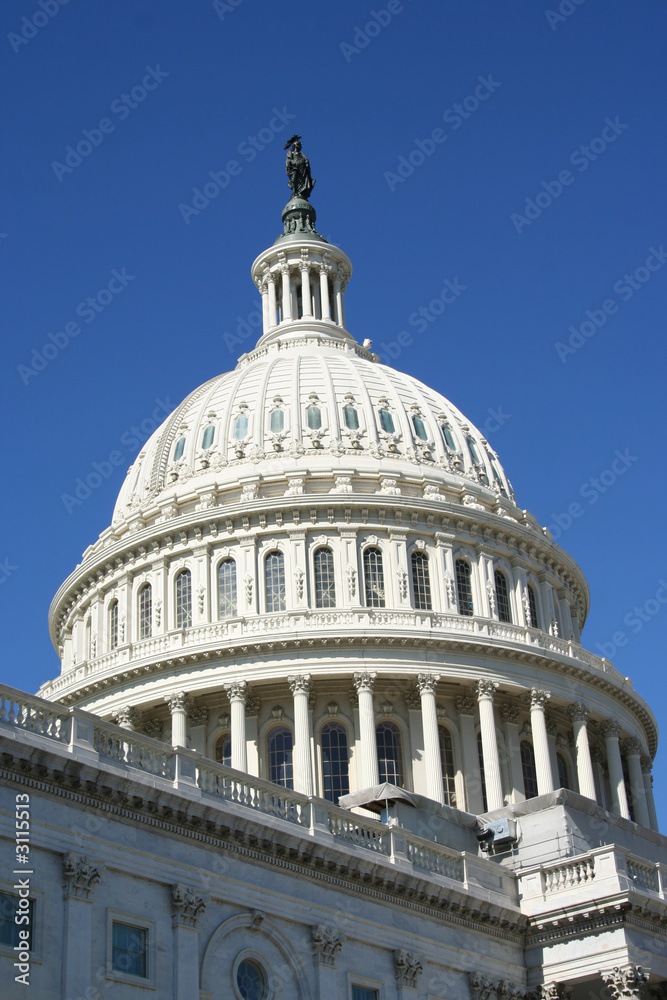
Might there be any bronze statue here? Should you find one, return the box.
[284,134,316,200]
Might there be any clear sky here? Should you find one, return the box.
[2,0,666,823]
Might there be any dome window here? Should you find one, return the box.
[455,558,473,616]
[439,725,457,806]
[201,424,215,450]
[494,570,512,623]
[343,404,359,430]
[307,404,322,430]
[521,740,538,799]
[173,436,186,462]
[267,724,293,788]
[270,408,284,433]
[233,414,248,439]
[175,570,192,629]
[440,423,457,451]
[138,584,152,640]
[215,732,231,767]
[411,551,432,610]
[376,720,403,786]
[412,415,428,441]
[265,551,286,613]
[108,599,119,651]
[379,408,395,434]
[314,547,336,608]
[321,721,350,803]
[526,584,539,629]
[363,547,385,608]
[218,559,237,619]
[467,436,481,465]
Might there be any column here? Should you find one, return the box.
[623,738,650,828]
[600,720,630,819]
[500,704,525,803]
[62,853,103,1000]
[568,703,597,801]
[601,967,648,1000]
[333,277,342,325]
[289,674,314,796]
[476,680,504,811]
[281,264,292,321]
[165,691,189,748]
[529,689,554,795]
[312,925,345,997]
[171,884,207,1000]
[353,672,379,787]
[300,261,312,317]
[224,681,248,772]
[641,756,659,831]
[260,281,269,332]
[267,275,277,330]
[416,674,444,805]
[319,265,330,320]
[456,694,484,813]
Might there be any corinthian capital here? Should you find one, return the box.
[63,853,103,900]
[500,704,520,725]
[312,924,345,967]
[601,966,648,1000]
[224,680,248,703]
[353,671,376,694]
[530,688,551,710]
[417,672,440,696]
[622,737,644,758]
[288,674,312,696]
[476,679,499,701]
[171,883,207,928]
[600,719,622,739]
[394,950,423,989]
[568,702,590,724]
[165,691,189,713]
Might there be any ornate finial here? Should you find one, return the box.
[284,135,316,200]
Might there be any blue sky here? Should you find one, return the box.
[2,0,666,822]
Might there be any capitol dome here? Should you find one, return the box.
[41,150,657,827]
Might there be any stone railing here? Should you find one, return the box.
[41,609,622,702]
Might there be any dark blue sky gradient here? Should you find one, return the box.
[2,0,666,820]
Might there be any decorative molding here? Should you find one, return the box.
[568,702,590,724]
[311,924,345,967]
[224,680,247,703]
[171,883,207,927]
[456,694,476,716]
[346,564,357,599]
[416,673,440,696]
[394,949,423,989]
[500,704,519,725]
[404,687,422,710]
[271,705,284,721]
[250,909,265,930]
[63,853,102,901]
[165,691,189,713]
[476,679,499,701]
[288,673,312,696]
[140,719,163,741]
[601,966,649,1000]
[187,707,209,727]
[353,671,377,694]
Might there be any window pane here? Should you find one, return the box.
[363,547,385,608]
[138,584,152,639]
[352,988,379,1000]
[265,551,286,612]
[270,409,284,433]
[411,551,432,610]
[215,733,231,766]
[174,436,186,461]
[412,415,428,440]
[321,722,349,803]
[237,959,266,1000]
[307,405,321,430]
[527,585,539,629]
[494,570,512,623]
[109,601,118,650]
[314,547,336,608]
[112,921,147,978]
[234,414,248,439]
[176,570,192,629]
[202,424,215,449]
[218,559,237,619]
[439,726,457,806]
[343,404,359,430]
[379,409,395,433]
[455,559,473,616]
[0,893,32,949]
[268,725,293,788]
[467,436,481,464]
[376,720,403,785]
[441,423,456,450]
[521,741,539,799]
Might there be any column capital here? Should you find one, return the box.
[187,707,209,727]
[171,883,207,928]
[311,924,345,967]
[63,852,103,901]
[601,966,649,1000]
[622,737,644,758]
[641,755,654,774]
[600,719,623,739]
[224,680,248,704]
[500,704,520,725]
[288,673,312,695]
[165,691,189,713]
[417,672,440,695]
[530,688,551,710]
[394,950,423,989]
[476,679,499,701]
[568,702,590,723]
[456,694,477,716]
[353,671,377,694]
[111,705,140,729]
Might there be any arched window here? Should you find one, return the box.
[138,583,152,640]
[376,720,403,785]
[173,436,186,462]
[108,600,119,651]
[343,404,359,430]
[477,731,488,812]
[439,725,457,806]
[314,547,336,608]
[521,740,539,799]
[494,570,512,623]
[267,725,293,788]
[440,422,456,451]
[201,424,215,449]
[363,547,385,608]
[412,415,428,440]
[379,408,395,433]
[321,721,349,803]
[265,551,286,612]
[455,558,473,616]
[270,408,284,433]
[306,404,322,430]
[527,584,539,629]
[218,559,237,619]
[233,413,248,439]
[411,551,432,610]
[467,436,481,465]
[556,752,570,791]
[175,570,192,629]
[215,732,231,767]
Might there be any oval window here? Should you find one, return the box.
[344,404,359,430]
[270,409,284,433]
[237,959,266,1000]
[307,404,321,430]
[441,423,456,450]
[174,437,186,462]
[379,409,395,433]
[467,436,481,464]
[201,424,215,449]
[412,415,428,440]
[234,414,248,439]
